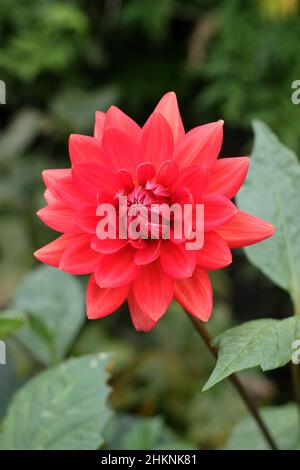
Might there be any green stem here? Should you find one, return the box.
[186,312,279,450]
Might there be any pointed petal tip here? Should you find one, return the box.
[33,249,40,260]
[183,302,213,322]
[107,104,117,113]
[249,216,275,241]
[160,91,177,100]
[36,208,44,219]
[68,133,76,144]
[226,251,233,265]
[217,211,275,248]
[128,291,158,331]
[174,268,213,321]
[265,221,275,238]
[134,321,157,333]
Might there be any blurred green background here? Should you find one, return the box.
[0,0,300,449]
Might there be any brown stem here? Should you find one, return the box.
[186,313,278,450]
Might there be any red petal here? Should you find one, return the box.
[174,267,213,321]
[59,234,101,274]
[54,175,93,208]
[94,111,106,140]
[157,160,179,186]
[116,169,134,192]
[87,274,129,319]
[136,162,156,185]
[102,127,139,174]
[170,186,193,205]
[217,210,275,248]
[42,169,71,197]
[134,239,161,265]
[208,157,249,199]
[34,234,76,267]
[160,241,196,279]
[153,92,185,144]
[174,121,223,169]
[91,236,128,254]
[139,113,174,170]
[95,245,140,288]
[196,232,232,269]
[173,165,208,199]
[132,261,174,321]
[75,205,98,234]
[72,162,119,200]
[127,290,157,332]
[37,203,77,233]
[69,135,104,165]
[44,189,57,204]
[202,195,238,231]
[105,105,141,141]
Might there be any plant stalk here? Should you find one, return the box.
[186,312,278,450]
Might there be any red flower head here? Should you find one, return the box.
[35,92,274,331]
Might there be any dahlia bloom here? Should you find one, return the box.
[34,92,274,331]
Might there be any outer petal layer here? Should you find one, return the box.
[127,290,157,332]
[69,135,104,165]
[105,105,141,141]
[217,210,275,248]
[196,232,232,269]
[94,111,106,140]
[173,165,208,199]
[208,157,249,199]
[59,234,101,274]
[87,274,129,319]
[34,234,76,267]
[133,261,174,321]
[174,121,223,169]
[160,241,196,279]
[202,195,238,231]
[102,128,139,174]
[139,113,174,169]
[72,162,119,199]
[174,267,212,321]
[37,203,77,233]
[95,245,140,287]
[153,91,185,144]
[134,239,161,266]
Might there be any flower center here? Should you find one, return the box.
[127,181,170,206]
[110,181,171,242]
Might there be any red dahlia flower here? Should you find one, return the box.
[34,92,274,331]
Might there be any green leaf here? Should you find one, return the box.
[203,317,300,390]
[0,354,111,450]
[226,404,299,450]
[105,414,195,450]
[0,311,26,340]
[237,121,300,312]
[11,266,85,365]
